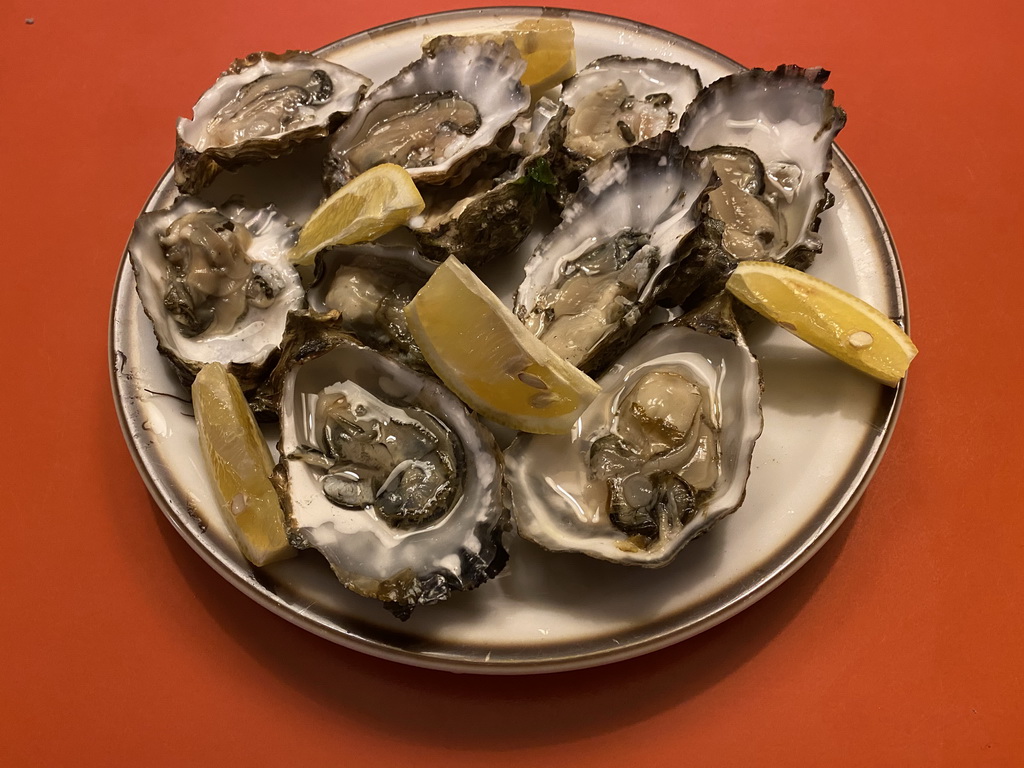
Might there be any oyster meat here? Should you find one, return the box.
[505,313,763,566]
[273,332,509,619]
[323,35,530,191]
[127,197,305,390]
[175,51,371,193]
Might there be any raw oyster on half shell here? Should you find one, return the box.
[175,51,372,193]
[505,306,763,566]
[513,134,711,374]
[410,97,567,266]
[272,330,509,619]
[127,196,305,390]
[560,56,702,165]
[323,35,531,192]
[663,66,847,309]
[304,243,435,370]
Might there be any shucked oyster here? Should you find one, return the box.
[410,97,567,266]
[273,332,509,619]
[514,134,711,373]
[663,66,846,309]
[560,56,702,164]
[505,311,763,566]
[323,35,530,192]
[128,197,305,390]
[175,51,371,193]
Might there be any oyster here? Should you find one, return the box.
[513,134,711,373]
[323,35,530,192]
[273,332,509,619]
[175,51,371,194]
[664,66,847,309]
[127,197,305,390]
[560,56,702,164]
[505,309,763,566]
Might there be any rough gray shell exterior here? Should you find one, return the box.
[411,98,568,267]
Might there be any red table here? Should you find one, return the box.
[3,1,1021,765]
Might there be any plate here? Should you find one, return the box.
[109,7,908,674]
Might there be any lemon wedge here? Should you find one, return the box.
[725,261,918,387]
[404,257,601,434]
[192,362,294,566]
[289,163,424,265]
[509,19,577,96]
[453,19,576,98]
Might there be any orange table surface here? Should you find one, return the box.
[2,1,1021,765]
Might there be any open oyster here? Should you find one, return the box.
[505,310,763,566]
[663,66,847,309]
[127,196,305,390]
[273,332,509,619]
[175,51,371,193]
[323,35,530,192]
[513,134,711,373]
[561,56,702,165]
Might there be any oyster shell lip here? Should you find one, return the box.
[322,35,531,192]
[272,331,510,619]
[505,316,764,568]
[174,51,372,194]
[126,196,306,392]
[560,54,703,101]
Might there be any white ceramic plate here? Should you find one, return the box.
[109,7,908,674]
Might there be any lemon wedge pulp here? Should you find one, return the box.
[456,18,576,98]
[725,261,918,387]
[192,362,294,566]
[289,163,424,266]
[403,257,601,434]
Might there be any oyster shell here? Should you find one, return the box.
[664,66,847,309]
[273,331,509,619]
[513,134,712,373]
[505,307,763,566]
[127,196,305,390]
[323,35,530,192]
[175,51,371,194]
